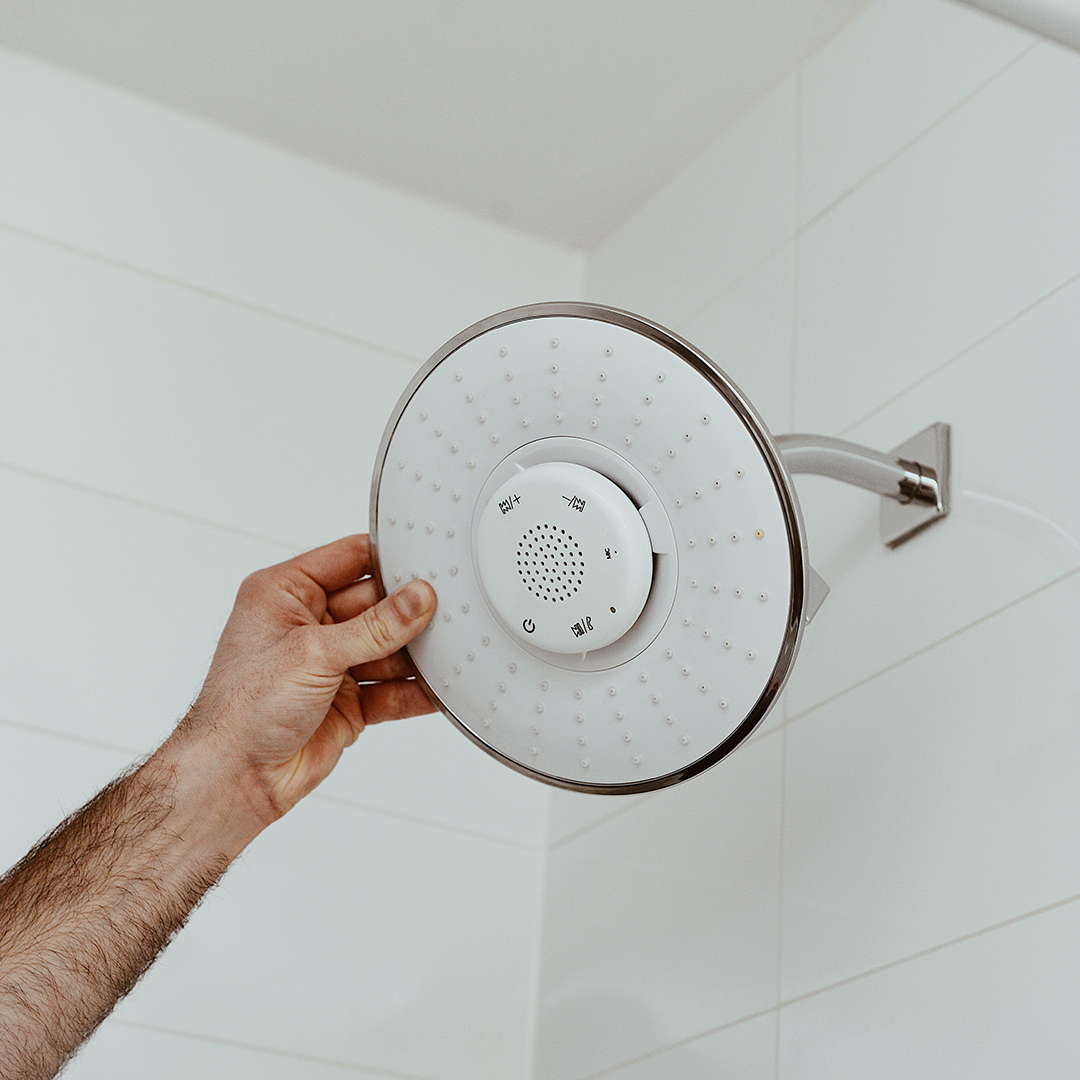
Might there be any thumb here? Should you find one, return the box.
[319,579,436,671]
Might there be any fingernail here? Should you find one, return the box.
[396,579,433,620]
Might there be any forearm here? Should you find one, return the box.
[0,723,271,1080]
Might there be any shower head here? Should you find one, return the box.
[370,302,808,793]
[371,302,948,792]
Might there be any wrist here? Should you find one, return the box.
[146,714,278,866]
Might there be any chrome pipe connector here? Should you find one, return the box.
[776,423,951,547]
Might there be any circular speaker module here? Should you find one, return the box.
[476,461,654,654]
[371,303,808,794]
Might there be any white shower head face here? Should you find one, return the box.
[371,305,806,793]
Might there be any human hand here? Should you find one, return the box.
[181,534,437,821]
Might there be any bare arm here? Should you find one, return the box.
[0,535,436,1079]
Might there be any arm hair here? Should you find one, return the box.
[0,759,230,1079]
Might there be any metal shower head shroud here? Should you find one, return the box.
[371,302,808,794]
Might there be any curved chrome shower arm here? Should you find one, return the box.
[775,423,951,547]
[775,433,942,507]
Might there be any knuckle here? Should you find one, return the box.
[236,568,270,604]
[361,605,402,658]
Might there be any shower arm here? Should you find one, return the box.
[774,422,951,548]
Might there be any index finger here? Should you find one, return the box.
[285,534,374,593]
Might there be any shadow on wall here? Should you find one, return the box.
[535,989,738,1079]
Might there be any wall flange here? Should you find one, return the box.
[775,422,951,548]
[879,422,951,546]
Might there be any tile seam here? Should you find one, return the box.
[108,1018,431,1079]
[797,38,1040,235]
[309,792,541,852]
[835,266,1080,438]
[0,459,304,550]
[571,1006,778,1080]
[547,791,660,851]
[0,714,141,757]
[0,219,424,365]
[563,887,1080,1078]
[777,889,1080,1012]
[783,563,1080,725]
[0,715,531,849]
[675,234,798,334]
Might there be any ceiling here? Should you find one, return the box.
[0,0,871,249]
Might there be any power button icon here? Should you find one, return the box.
[522,618,536,634]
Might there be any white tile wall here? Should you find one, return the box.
[0,468,290,750]
[317,712,550,849]
[782,572,1080,998]
[786,268,1080,717]
[584,73,798,332]
[0,722,134,872]
[68,1019,405,1080]
[799,0,1035,224]
[0,226,415,548]
[584,1012,777,1080]
[779,898,1080,1077]
[533,730,783,1080]
[795,39,1080,435]
[113,797,543,1080]
[679,241,796,434]
[0,48,583,362]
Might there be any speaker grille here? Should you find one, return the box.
[517,525,584,602]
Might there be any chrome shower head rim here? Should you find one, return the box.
[370,302,809,794]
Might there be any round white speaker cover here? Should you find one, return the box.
[371,303,808,793]
[476,461,654,654]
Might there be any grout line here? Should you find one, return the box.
[777,889,1080,1013]
[836,266,1080,438]
[0,714,141,758]
[523,800,553,1080]
[775,722,788,1080]
[675,234,795,333]
[307,792,541,852]
[668,37,1039,348]
[574,1007,778,1079]
[107,1018,432,1079]
[789,64,802,442]
[0,219,424,366]
[784,564,1080,726]
[0,713,536,851]
[797,39,1040,234]
[566,861,1080,1078]
[547,791,659,851]
[0,459,305,551]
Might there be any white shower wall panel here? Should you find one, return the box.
[0,227,414,549]
[782,572,1080,998]
[779,896,1080,1077]
[799,0,1035,225]
[111,795,544,1080]
[793,39,1080,435]
[0,48,582,362]
[578,1012,777,1080]
[533,730,784,1080]
[677,241,797,459]
[66,1019,413,1080]
[0,469,290,751]
[584,73,798,333]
